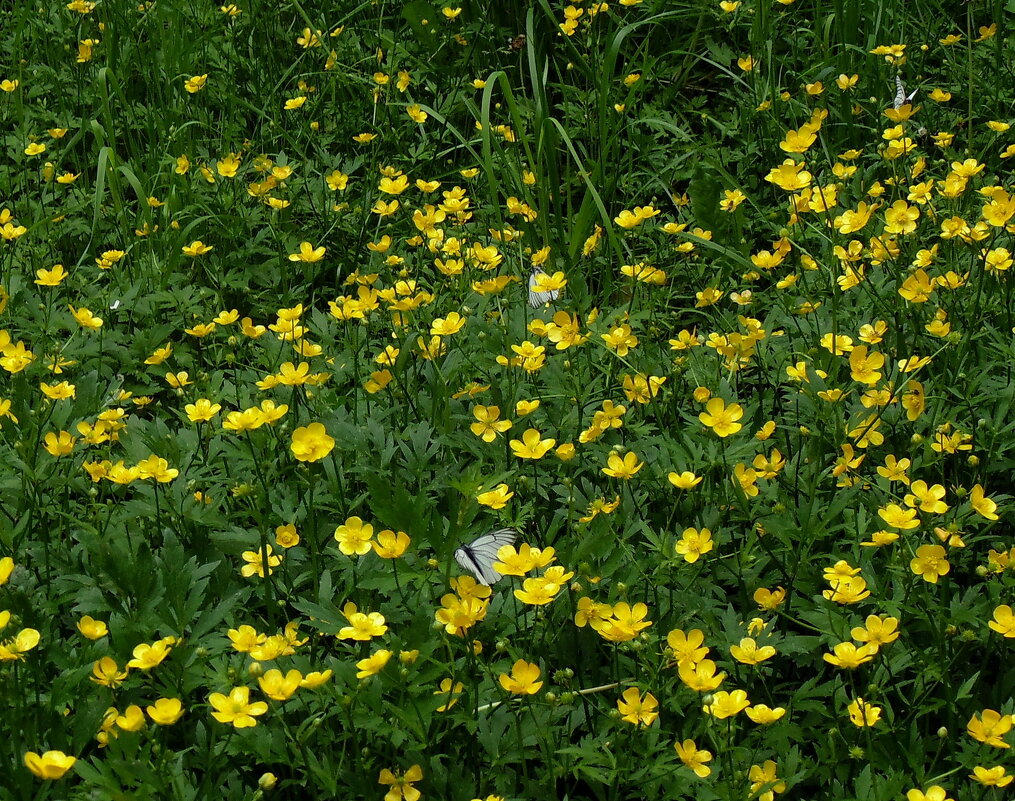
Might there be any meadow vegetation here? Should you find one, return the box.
[1,0,1014,799]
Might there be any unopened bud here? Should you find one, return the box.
[258,773,277,790]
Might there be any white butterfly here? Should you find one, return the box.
[454,528,517,585]
[528,266,559,308]
[893,76,917,110]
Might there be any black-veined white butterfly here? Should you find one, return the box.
[893,76,917,110]
[454,528,517,585]
[528,266,559,308]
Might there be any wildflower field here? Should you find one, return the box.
[2,0,1015,798]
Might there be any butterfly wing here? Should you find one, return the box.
[893,76,906,109]
[528,269,560,308]
[893,77,917,110]
[454,528,517,585]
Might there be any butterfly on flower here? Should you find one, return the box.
[893,75,917,110]
[528,265,561,308]
[454,528,517,585]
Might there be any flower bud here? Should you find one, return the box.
[258,773,277,790]
[248,661,264,678]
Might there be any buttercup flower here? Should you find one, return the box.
[24,751,76,780]
[498,659,543,695]
[208,686,268,728]
[291,423,335,462]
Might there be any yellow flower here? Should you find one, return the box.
[699,397,744,437]
[878,503,919,529]
[68,305,102,329]
[753,587,786,610]
[498,659,542,695]
[184,74,208,93]
[703,689,750,718]
[910,544,950,583]
[290,422,335,462]
[970,766,1013,787]
[334,516,374,556]
[185,398,221,423]
[602,451,643,479]
[258,668,303,700]
[667,471,703,489]
[406,104,428,123]
[749,761,787,801]
[617,687,658,726]
[182,240,213,256]
[24,750,77,780]
[77,615,108,639]
[823,641,877,669]
[430,311,466,336]
[729,636,775,665]
[240,545,282,578]
[675,527,713,563]
[847,697,882,727]
[967,709,1013,748]
[477,484,513,509]
[509,428,556,459]
[288,242,326,262]
[745,704,786,724]
[432,678,464,710]
[989,605,1015,638]
[970,484,999,520]
[40,381,75,400]
[851,615,899,649]
[43,430,76,457]
[906,787,954,801]
[35,264,68,286]
[146,698,184,725]
[355,650,392,679]
[126,638,175,669]
[765,159,812,191]
[678,658,725,692]
[675,739,712,777]
[90,656,128,687]
[208,686,268,728]
[372,529,410,558]
[378,765,423,801]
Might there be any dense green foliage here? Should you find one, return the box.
[1,0,1014,799]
